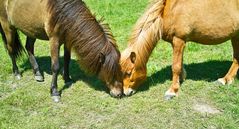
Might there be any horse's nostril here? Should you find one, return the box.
[129,90,134,95]
[117,93,122,97]
[124,88,135,96]
[110,90,122,98]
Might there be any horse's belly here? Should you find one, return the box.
[165,22,238,44]
[187,26,237,44]
[18,28,49,40]
[189,36,232,45]
[189,20,239,44]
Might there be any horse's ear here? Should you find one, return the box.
[100,52,105,64]
[130,52,136,64]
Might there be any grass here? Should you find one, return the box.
[1,0,239,128]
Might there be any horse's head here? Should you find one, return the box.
[98,51,123,98]
[120,50,147,96]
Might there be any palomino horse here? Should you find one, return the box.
[121,0,239,99]
[0,0,123,102]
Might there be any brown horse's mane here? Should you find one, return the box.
[47,0,120,82]
[122,0,165,68]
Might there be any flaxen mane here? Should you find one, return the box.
[123,0,165,68]
[47,0,120,82]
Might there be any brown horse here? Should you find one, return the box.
[0,0,123,102]
[121,0,239,99]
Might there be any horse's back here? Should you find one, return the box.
[0,0,49,39]
[163,0,239,44]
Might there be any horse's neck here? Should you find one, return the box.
[128,0,165,67]
[130,37,158,67]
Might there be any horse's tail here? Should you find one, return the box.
[0,24,25,59]
[128,0,166,65]
[0,24,7,49]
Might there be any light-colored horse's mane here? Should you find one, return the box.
[123,0,165,68]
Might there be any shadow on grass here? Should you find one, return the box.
[20,57,235,95]
[138,60,234,92]
[20,56,107,95]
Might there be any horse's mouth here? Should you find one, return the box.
[123,88,136,96]
[110,90,123,98]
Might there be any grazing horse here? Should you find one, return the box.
[121,0,239,99]
[0,0,123,102]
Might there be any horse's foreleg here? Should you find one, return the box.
[217,37,239,85]
[63,45,72,83]
[165,37,185,100]
[49,36,61,102]
[0,22,21,79]
[25,37,44,82]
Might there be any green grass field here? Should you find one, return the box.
[1,0,239,128]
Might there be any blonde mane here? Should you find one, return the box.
[125,0,166,68]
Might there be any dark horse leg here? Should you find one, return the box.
[0,22,21,79]
[217,36,239,85]
[63,45,72,83]
[49,36,61,102]
[25,37,44,82]
[165,36,186,100]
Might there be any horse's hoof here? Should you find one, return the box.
[64,76,73,83]
[227,80,233,85]
[164,94,175,100]
[216,78,226,85]
[52,96,61,103]
[215,78,233,86]
[164,90,176,100]
[15,74,21,80]
[35,75,44,82]
[214,80,224,86]
[64,77,73,83]
[65,80,73,86]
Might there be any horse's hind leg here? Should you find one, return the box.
[0,22,21,79]
[217,36,239,85]
[25,37,44,82]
